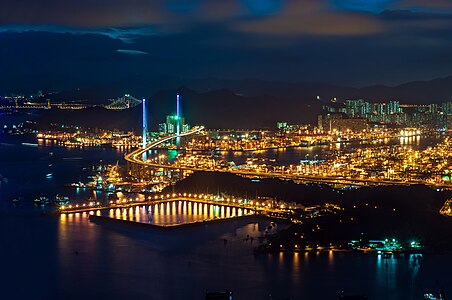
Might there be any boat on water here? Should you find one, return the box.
[12,196,23,204]
[34,194,70,206]
[66,181,86,188]
[424,288,446,299]
[54,195,70,206]
[300,140,311,146]
[34,196,51,206]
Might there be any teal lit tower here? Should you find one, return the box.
[176,94,181,147]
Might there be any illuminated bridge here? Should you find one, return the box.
[125,126,205,179]
[0,103,87,110]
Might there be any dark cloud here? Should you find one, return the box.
[0,25,160,43]
[0,0,451,88]
[233,0,383,35]
[395,0,452,11]
[0,0,169,27]
[0,0,245,30]
[332,0,394,12]
[0,0,451,37]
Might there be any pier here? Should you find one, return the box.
[59,193,292,220]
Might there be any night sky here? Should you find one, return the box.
[1,0,452,91]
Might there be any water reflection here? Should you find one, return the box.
[216,136,440,166]
[98,200,252,226]
[55,211,443,300]
[400,135,421,146]
[376,254,399,291]
[328,250,334,266]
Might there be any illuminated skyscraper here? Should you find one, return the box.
[345,99,368,118]
[161,94,189,135]
[387,100,400,114]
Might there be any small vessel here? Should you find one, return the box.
[46,173,53,178]
[34,196,51,206]
[54,194,70,206]
[424,288,446,299]
[300,140,311,146]
[68,182,85,188]
[12,196,23,204]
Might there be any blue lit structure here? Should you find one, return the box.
[142,98,148,149]
[176,94,181,135]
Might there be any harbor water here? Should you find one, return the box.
[1,134,451,299]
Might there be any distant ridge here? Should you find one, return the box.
[29,75,452,130]
[37,87,321,130]
[4,75,452,104]
[185,76,452,104]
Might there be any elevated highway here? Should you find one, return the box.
[125,126,205,164]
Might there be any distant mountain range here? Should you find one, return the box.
[14,75,452,130]
[38,87,321,130]
[185,76,452,104]
[5,74,452,104]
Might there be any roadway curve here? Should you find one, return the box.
[125,126,205,164]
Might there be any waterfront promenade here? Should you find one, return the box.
[60,193,289,218]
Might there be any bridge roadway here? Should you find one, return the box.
[124,126,452,188]
[0,105,48,110]
[0,104,86,110]
[124,126,205,163]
